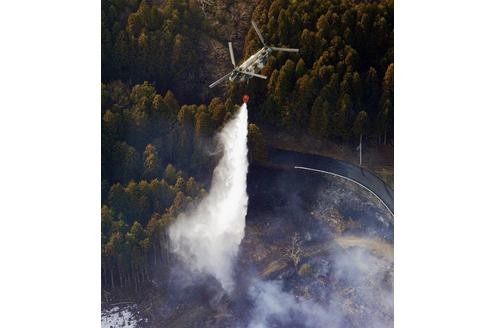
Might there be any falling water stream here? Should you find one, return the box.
[168,103,249,292]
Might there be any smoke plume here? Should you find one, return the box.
[168,104,249,292]
[248,280,343,328]
[247,245,393,328]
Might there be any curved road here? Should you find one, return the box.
[266,148,394,215]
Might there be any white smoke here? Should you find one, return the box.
[168,104,249,292]
[247,245,393,328]
[248,280,343,328]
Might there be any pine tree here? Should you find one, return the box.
[352,111,368,138]
[143,144,161,180]
[278,9,290,44]
[185,177,199,197]
[163,90,179,117]
[194,109,213,140]
[174,176,185,193]
[127,13,143,37]
[248,123,267,162]
[316,14,330,39]
[365,66,380,114]
[163,164,178,185]
[309,96,330,138]
[112,142,140,183]
[333,94,352,139]
[275,59,296,102]
[209,97,227,129]
[383,63,394,98]
[295,58,306,78]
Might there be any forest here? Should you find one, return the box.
[101,0,393,289]
[237,0,394,142]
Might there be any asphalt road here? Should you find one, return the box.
[266,147,394,215]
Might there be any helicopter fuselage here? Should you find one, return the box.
[229,47,273,82]
[208,21,299,89]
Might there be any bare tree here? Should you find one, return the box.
[197,0,214,13]
[286,233,303,267]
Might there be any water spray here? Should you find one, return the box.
[168,103,249,292]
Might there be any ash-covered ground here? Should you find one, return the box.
[103,164,393,328]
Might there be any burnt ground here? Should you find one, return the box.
[102,164,394,328]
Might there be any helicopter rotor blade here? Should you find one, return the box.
[251,21,266,46]
[241,71,267,80]
[228,42,236,67]
[270,47,299,53]
[209,72,232,88]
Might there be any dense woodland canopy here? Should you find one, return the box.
[102,0,212,101]
[236,0,394,143]
[101,0,393,289]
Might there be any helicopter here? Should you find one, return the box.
[209,21,299,88]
